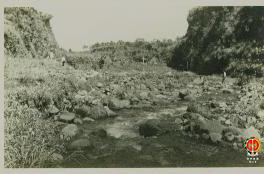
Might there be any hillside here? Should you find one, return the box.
[4,7,59,58]
[169,6,264,77]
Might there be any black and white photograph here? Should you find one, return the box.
[3,0,264,169]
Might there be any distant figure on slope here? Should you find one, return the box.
[49,51,54,59]
[61,56,66,66]
[99,56,105,69]
[222,71,226,84]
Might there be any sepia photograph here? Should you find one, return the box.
[3,0,264,169]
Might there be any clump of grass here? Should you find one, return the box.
[4,96,63,168]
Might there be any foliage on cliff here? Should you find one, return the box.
[169,7,264,77]
[4,7,58,58]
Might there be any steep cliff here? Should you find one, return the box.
[4,7,59,58]
[169,7,264,77]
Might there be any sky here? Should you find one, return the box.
[4,0,199,51]
[5,0,261,51]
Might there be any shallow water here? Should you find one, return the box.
[60,102,264,168]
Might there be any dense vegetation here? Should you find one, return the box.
[65,39,178,70]
[169,6,264,77]
[4,7,59,58]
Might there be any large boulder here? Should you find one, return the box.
[109,98,130,110]
[75,105,117,120]
[58,112,76,123]
[75,105,90,118]
[139,119,174,137]
[61,124,78,139]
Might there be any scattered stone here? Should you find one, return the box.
[174,118,183,125]
[51,153,64,161]
[222,88,233,94]
[59,112,76,123]
[224,132,235,142]
[104,106,117,117]
[83,117,95,122]
[61,124,78,139]
[88,105,110,119]
[256,110,264,120]
[209,133,222,143]
[73,118,83,125]
[139,119,161,137]
[184,95,196,101]
[187,103,201,113]
[139,91,149,100]
[233,142,238,150]
[193,78,204,85]
[201,133,210,140]
[225,119,231,125]
[241,126,261,139]
[91,128,107,138]
[68,139,92,150]
[178,90,189,100]
[47,105,60,116]
[96,82,103,88]
[255,122,264,129]
[219,102,227,108]
[75,106,90,118]
[246,116,257,124]
[109,98,130,109]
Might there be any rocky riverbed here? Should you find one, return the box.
[48,69,264,167]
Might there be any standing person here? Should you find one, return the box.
[61,56,66,66]
[222,71,226,84]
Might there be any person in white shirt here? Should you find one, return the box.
[222,71,226,84]
[61,56,66,66]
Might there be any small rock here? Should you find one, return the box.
[225,132,235,142]
[218,117,226,123]
[178,90,189,100]
[247,117,257,124]
[202,133,210,140]
[233,142,238,150]
[91,128,107,138]
[104,106,117,117]
[59,112,76,123]
[83,117,95,122]
[255,122,264,129]
[73,118,83,125]
[222,88,233,94]
[184,95,196,101]
[96,82,103,88]
[139,91,149,100]
[51,153,64,161]
[256,110,264,120]
[68,139,92,150]
[75,106,90,118]
[209,133,222,143]
[219,102,227,108]
[175,118,183,125]
[61,124,78,139]
[225,119,231,125]
[47,105,60,115]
